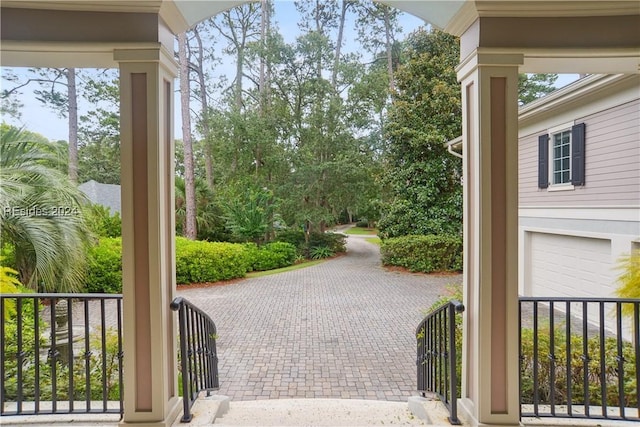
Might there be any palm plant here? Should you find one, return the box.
[0,125,90,292]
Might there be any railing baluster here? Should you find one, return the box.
[582,301,589,417]
[34,297,40,414]
[16,299,23,414]
[549,301,556,416]
[50,297,58,414]
[635,302,640,419]
[117,298,124,416]
[566,301,572,416]
[616,302,625,419]
[599,301,606,418]
[67,297,74,413]
[84,299,91,412]
[532,301,539,416]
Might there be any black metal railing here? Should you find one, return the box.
[0,293,123,417]
[416,300,464,425]
[519,297,639,422]
[170,297,219,423]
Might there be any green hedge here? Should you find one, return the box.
[380,234,462,273]
[175,237,249,285]
[86,237,122,293]
[244,242,298,272]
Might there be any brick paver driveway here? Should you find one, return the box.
[177,231,461,402]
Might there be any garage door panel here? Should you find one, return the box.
[528,233,614,299]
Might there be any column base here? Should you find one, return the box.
[458,398,522,427]
[119,397,182,427]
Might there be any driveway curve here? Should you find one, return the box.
[177,231,461,402]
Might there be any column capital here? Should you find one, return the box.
[457,49,524,82]
[114,45,178,77]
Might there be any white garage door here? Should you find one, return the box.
[528,233,615,299]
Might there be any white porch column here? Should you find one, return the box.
[457,51,522,426]
[116,46,180,427]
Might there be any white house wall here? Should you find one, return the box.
[517,75,640,301]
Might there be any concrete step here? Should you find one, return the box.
[181,395,454,426]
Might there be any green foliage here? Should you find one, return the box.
[615,250,640,318]
[310,246,334,260]
[308,232,347,255]
[0,124,91,292]
[223,188,277,244]
[175,237,249,285]
[85,237,122,293]
[244,241,297,272]
[380,234,462,273]
[518,73,559,105]
[0,257,22,319]
[175,176,228,241]
[520,326,637,408]
[275,230,346,259]
[379,29,463,239]
[85,204,121,238]
[3,317,121,403]
[355,220,369,228]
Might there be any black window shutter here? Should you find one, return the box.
[538,134,549,189]
[571,123,586,186]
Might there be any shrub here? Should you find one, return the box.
[520,326,637,407]
[275,230,307,253]
[175,237,249,285]
[310,246,334,260]
[308,232,346,255]
[380,234,462,273]
[275,230,346,259]
[85,204,121,238]
[85,237,122,293]
[244,242,298,271]
[355,220,369,228]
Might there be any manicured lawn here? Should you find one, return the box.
[345,226,378,235]
[246,260,325,278]
[366,237,381,246]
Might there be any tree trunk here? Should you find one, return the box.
[331,0,348,90]
[67,68,78,183]
[193,26,215,190]
[178,32,197,240]
[383,6,395,93]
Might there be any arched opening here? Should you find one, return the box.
[1,2,638,426]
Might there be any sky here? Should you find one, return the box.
[0,2,577,142]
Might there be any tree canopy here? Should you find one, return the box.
[378,29,463,239]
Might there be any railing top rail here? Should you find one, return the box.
[416,300,464,334]
[519,297,640,303]
[170,297,216,327]
[1,293,123,299]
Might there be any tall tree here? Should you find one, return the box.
[379,29,463,239]
[178,32,197,240]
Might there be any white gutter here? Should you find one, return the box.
[446,136,463,159]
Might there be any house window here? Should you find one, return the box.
[552,130,571,185]
[538,122,586,190]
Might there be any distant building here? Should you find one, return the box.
[78,180,121,214]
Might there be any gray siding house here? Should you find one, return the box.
[518,74,640,301]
